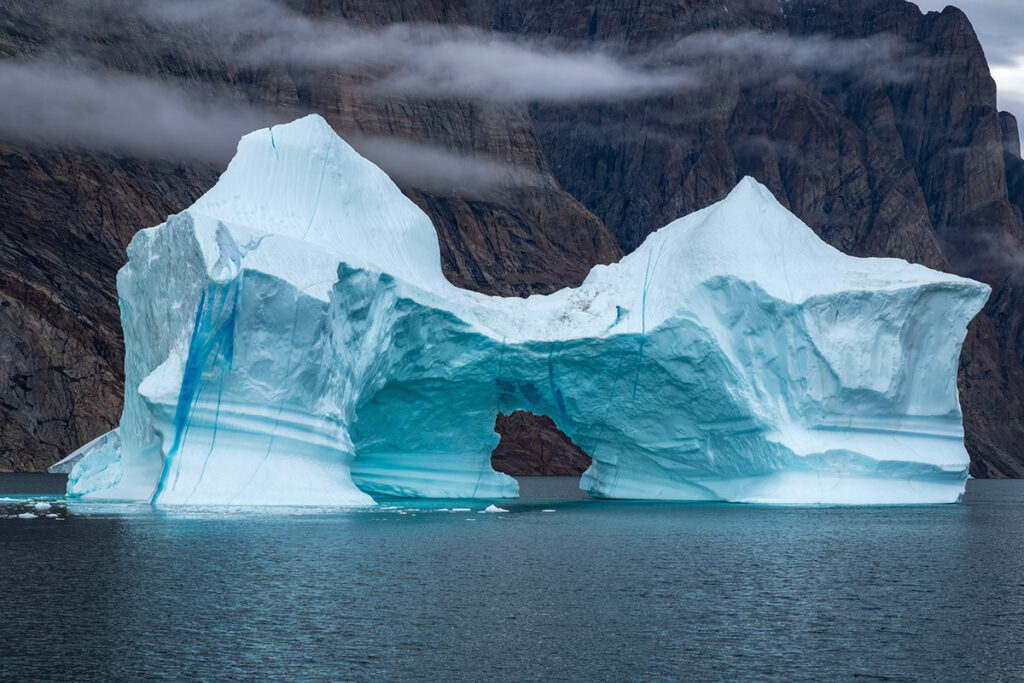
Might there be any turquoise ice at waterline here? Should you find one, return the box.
[56,115,989,505]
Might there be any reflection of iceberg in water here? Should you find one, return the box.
[64,114,990,506]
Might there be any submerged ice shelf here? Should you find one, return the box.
[61,114,990,505]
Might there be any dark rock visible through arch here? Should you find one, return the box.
[491,411,592,476]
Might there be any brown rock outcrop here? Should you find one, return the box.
[491,412,592,477]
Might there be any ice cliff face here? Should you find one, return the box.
[65,115,990,505]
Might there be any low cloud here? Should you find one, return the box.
[668,30,916,85]
[944,229,1024,283]
[126,0,696,103]
[44,1,935,106]
[361,29,694,102]
[5,0,1003,178]
[0,61,280,163]
[127,1,916,100]
[346,135,547,197]
[0,60,547,196]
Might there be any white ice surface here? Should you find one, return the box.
[65,114,989,505]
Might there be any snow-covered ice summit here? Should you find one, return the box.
[56,114,991,505]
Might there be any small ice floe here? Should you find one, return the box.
[46,513,59,518]
[16,512,36,519]
[34,502,52,511]
[484,504,508,513]
[542,509,556,513]
[451,508,470,512]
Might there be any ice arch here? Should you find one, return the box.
[61,115,990,505]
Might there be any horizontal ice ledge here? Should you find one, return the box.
[64,114,990,505]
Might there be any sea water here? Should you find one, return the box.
[1,477,1022,681]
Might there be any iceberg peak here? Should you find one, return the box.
[731,174,777,201]
[191,114,448,293]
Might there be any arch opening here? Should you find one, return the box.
[490,410,592,476]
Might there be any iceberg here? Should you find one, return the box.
[65,114,990,505]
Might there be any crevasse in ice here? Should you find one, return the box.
[63,114,990,505]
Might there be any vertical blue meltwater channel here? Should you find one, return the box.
[150,274,241,503]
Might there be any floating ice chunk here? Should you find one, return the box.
[484,505,509,513]
[34,502,51,511]
[49,430,120,474]
[16,513,36,519]
[542,509,556,513]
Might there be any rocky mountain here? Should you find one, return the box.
[1,0,1022,476]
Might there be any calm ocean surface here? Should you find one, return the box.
[2,476,1023,682]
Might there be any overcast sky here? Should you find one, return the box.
[915,0,1024,141]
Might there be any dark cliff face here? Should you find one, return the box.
[1,0,1022,476]
[0,147,216,471]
